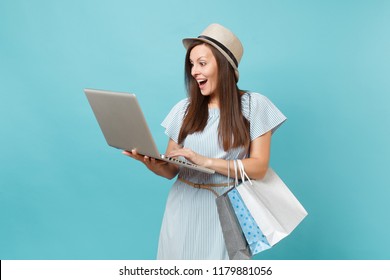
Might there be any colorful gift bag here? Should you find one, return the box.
[227,188,271,255]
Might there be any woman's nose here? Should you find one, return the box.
[191,64,199,76]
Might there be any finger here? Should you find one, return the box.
[123,150,145,162]
[167,150,184,157]
[122,150,135,158]
[144,156,158,166]
[129,149,146,160]
[143,156,151,164]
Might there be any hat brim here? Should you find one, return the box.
[182,37,239,81]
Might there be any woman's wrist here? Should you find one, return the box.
[204,158,214,169]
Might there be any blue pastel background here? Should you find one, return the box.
[1,0,389,260]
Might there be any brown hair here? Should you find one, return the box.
[178,42,250,151]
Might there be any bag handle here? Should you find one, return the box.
[225,160,236,192]
[233,160,239,186]
[237,159,252,186]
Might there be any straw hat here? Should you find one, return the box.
[182,23,244,81]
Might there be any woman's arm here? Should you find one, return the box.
[122,138,180,180]
[168,131,272,180]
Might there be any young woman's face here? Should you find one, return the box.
[189,44,219,99]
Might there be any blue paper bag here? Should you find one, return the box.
[228,188,271,255]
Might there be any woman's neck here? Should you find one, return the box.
[208,94,219,108]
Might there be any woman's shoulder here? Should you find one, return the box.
[241,91,273,111]
[241,91,287,136]
[173,97,190,108]
[168,98,189,113]
[164,98,190,121]
[241,90,286,117]
[162,98,189,128]
[242,91,270,102]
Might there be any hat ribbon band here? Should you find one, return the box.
[198,35,238,68]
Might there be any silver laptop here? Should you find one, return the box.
[84,88,215,174]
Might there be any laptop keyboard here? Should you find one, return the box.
[161,155,199,168]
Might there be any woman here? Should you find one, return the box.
[123,23,286,259]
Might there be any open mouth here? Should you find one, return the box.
[198,79,208,87]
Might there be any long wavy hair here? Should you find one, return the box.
[178,41,250,151]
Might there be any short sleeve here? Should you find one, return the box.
[161,98,189,143]
[242,92,287,140]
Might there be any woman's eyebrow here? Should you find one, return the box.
[190,56,207,62]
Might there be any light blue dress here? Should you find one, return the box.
[157,92,286,260]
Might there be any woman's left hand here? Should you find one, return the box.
[168,148,212,168]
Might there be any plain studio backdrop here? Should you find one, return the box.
[1,0,389,260]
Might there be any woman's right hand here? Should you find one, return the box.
[122,149,146,162]
[122,149,166,168]
[122,149,178,179]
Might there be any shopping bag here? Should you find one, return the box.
[216,189,251,260]
[227,188,271,254]
[235,160,308,246]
